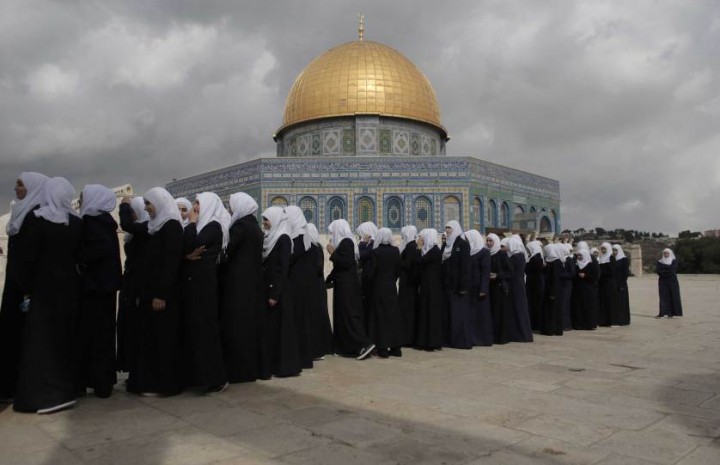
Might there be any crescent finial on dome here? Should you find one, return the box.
[358,13,364,41]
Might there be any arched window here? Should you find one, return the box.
[529,206,537,213]
[443,195,460,226]
[327,197,345,224]
[357,196,375,226]
[500,202,510,228]
[299,196,317,224]
[551,209,559,234]
[270,196,288,207]
[414,196,432,230]
[539,216,553,233]
[472,197,483,231]
[385,197,403,230]
[487,199,497,228]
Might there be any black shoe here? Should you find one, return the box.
[94,388,112,399]
[389,347,403,357]
[206,382,229,394]
[377,348,389,358]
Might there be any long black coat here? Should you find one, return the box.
[614,257,631,325]
[13,213,82,412]
[398,241,421,347]
[358,240,374,335]
[0,206,39,398]
[540,260,563,336]
[415,246,444,350]
[598,259,617,327]
[508,253,533,342]
[368,244,401,350]
[572,261,599,330]
[525,253,545,331]
[180,221,226,387]
[76,212,122,395]
[327,238,370,356]
[559,259,575,330]
[444,237,473,349]
[468,249,493,346]
[489,251,515,345]
[220,214,264,383]
[306,244,333,358]
[127,219,184,395]
[289,235,316,369]
[657,260,682,316]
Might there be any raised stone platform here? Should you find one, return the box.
[2,274,719,464]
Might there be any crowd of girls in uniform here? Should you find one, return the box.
[0,172,683,414]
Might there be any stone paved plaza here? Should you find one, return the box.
[1,275,719,465]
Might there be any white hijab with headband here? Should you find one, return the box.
[612,244,626,260]
[544,243,561,263]
[146,187,182,235]
[285,205,311,252]
[79,184,116,217]
[176,197,192,228]
[463,229,485,256]
[508,234,529,261]
[34,177,78,225]
[356,221,378,242]
[486,233,501,255]
[576,249,592,269]
[7,172,48,235]
[418,228,439,256]
[527,240,544,260]
[195,192,231,249]
[261,206,292,261]
[306,223,321,246]
[590,247,600,257]
[229,192,258,226]
[400,225,417,253]
[373,227,394,249]
[575,241,590,253]
[659,248,676,265]
[442,220,463,262]
[598,242,613,264]
[328,219,359,259]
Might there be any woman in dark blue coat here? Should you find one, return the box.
[571,249,599,330]
[398,226,421,347]
[525,240,545,332]
[442,221,472,349]
[597,242,617,327]
[415,229,444,351]
[486,234,515,345]
[368,228,402,357]
[540,244,564,336]
[464,230,493,346]
[656,249,683,318]
[505,235,533,342]
[612,244,631,325]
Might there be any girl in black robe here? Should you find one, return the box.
[180,192,228,391]
[525,240,545,332]
[305,223,333,359]
[117,197,151,375]
[656,249,683,318]
[326,219,374,359]
[13,177,81,414]
[505,235,533,342]
[127,187,184,396]
[540,244,563,336]
[558,245,576,330]
[612,244,631,325]
[368,228,402,357]
[398,225,421,347]
[286,206,316,370]
[464,230,493,346]
[356,221,378,335]
[597,242,618,327]
[415,228,444,351]
[486,234,515,345]
[0,172,47,402]
[76,184,122,398]
[442,221,473,349]
[260,206,301,378]
[220,192,264,383]
[571,249,599,330]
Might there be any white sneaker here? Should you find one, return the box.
[314,356,326,361]
[37,400,76,415]
[357,344,376,360]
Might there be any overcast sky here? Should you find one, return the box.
[2,0,719,234]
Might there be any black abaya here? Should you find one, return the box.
[444,237,473,349]
[468,249,493,346]
[614,257,631,325]
[415,247,444,350]
[289,235,315,369]
[398,241,421,347]
[489,251,515,345]
[657,260,682,317]
[307,244,333,359]
[598,259,617,327]
[540,260,563,336]
[525,253,545,332]
[508,253,533,342]
[571,262,599,330]
[368,244,401,353]
[559,259,575,330]
[220,214,264,383]
[358,241,374,335]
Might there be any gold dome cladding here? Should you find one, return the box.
[280,40,445,135]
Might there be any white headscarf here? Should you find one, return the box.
[328,219,359,259]
[612,244,626,260]
[659,248,676,265]
[34,177,77,225]
[286,205,311,252]
[590,247,599,257]
[442,220,463,262]
[418,228,439,256]
[306,223,321,246]
[7,172,48,235]
[79,184,116,217]
[146,187,182,235]
[508,234,529,261]
[229,192,258,226]
[400,225,417,252]
[486,233,501,256]
[262,206,292,261]
[575,241,590,253]
[195,192,231,250]
[373,227,393,249]
[576,249,592,270]
[527,240,544,259]
[463,229,485,256]
[544,244,561,263]
[176,197,192,228]
[499,237,510,253]
[598,242,613,264]
[356,221,378,242]
[130,196,150,223]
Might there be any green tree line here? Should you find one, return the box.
[675,237,720,274]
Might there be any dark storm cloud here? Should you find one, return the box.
[1,0,719,234]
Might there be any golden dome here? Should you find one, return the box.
[279,40,446,137]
